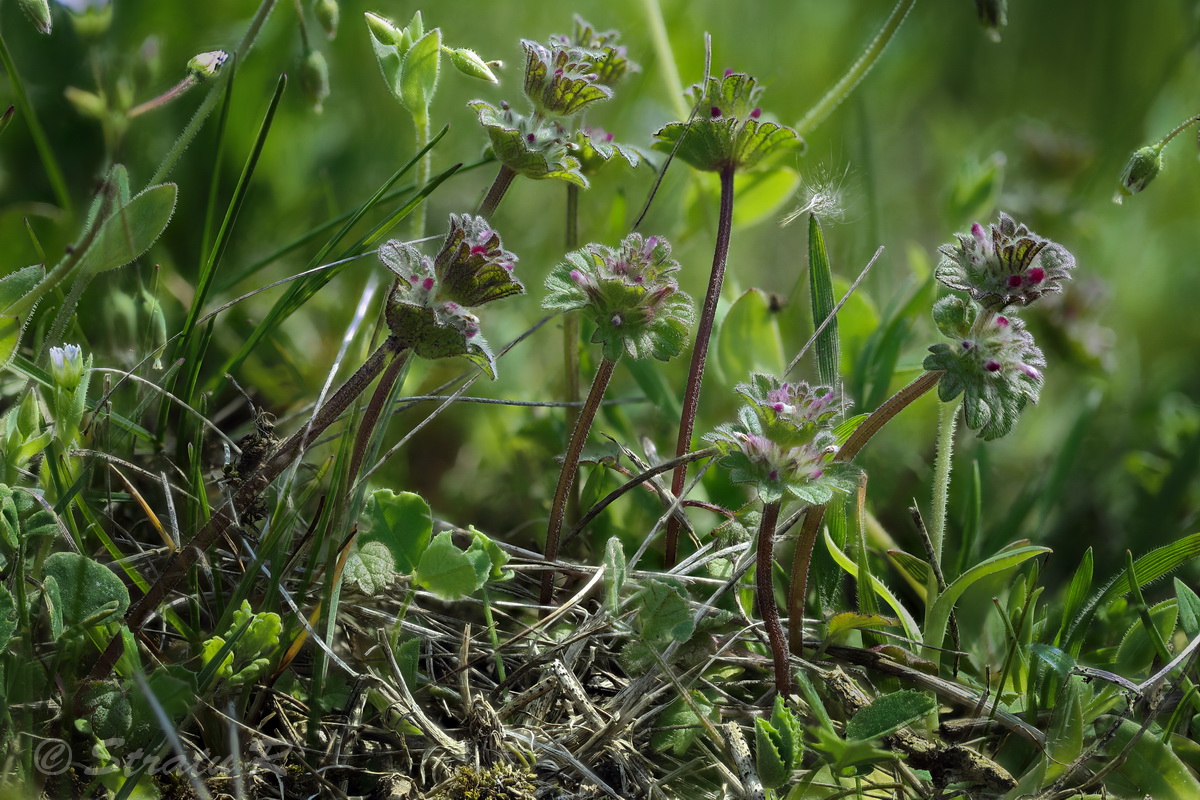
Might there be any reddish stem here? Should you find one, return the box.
[539,356,618,608]
[665,163,737,567]
[758,500,790,695]
[478,164,517,220]
[786,369,943,654]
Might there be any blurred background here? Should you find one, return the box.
[2,0,1199,585]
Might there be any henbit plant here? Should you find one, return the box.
[539,232,693,606]
[706,375,860,693]
[654,70,802,567]
[784,211,1078,663]
[471,24,631,218]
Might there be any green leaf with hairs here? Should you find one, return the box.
[42,551,129,630]
[76,183,177,275]
[414,532,489,601]
[844,690,935,741]
[636,578,694,644]
[808,214,839,388]
[400,28,441,115]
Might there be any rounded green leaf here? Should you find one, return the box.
[414,531,488,601]
[716,289,785,382]
[42,551,130,629]
[363,489,432,574]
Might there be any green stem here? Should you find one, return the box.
[757,500,790,695]
[787,370,943,653]
[926,397,960,602]
[794,0,917,138]
[480,585,507,686]
[150,0,280,185]
[0,30,72,215]
[477,164,517,220]
[411,111,431,238]
[665,163,736,567]
[540,356,617,608]
[1157,113,1200,148]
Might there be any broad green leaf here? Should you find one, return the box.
[603,537,626,615]
[43,574,63,639]
[78,680,132,740]
[1175,577,1200,638]
[399,29,441,115]
[650,691,715,756]
[363,489,432,574]
[75,183,177,275]
[414,531,488,601]
[823,529,921,641]
[808,214,838,388]
[1107,717,1200,799]
[1114,599,1176,676]
[42,551,130,629]
[635,578,694,644]
[926,544,1049,660]
[1043,675,1084,783]
[844,690,935,741]
[0,584,16,648]
[716,289,785,384]
[343,541,397,595]
[733,166,800,227]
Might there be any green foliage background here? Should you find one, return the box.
[2,0,1198,579]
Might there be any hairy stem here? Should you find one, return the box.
[787,370,943,653]
[757,500,790,695]
[665,163,736,566]
[794,0,917,138]
[563,183,582,522]
[477,164,517,220]
[540,356,618,608]
[348,348,412,482]
[927,397,960,601]
[88,336,403,681]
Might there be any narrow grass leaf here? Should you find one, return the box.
[823,528,921,640]
[1054,547,1093,646]
[807,214,838,388]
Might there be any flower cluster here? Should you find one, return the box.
[382,214,523,378]
[935,212,1075,311]
[924,296,1047,441]
[543,233,693,362]
[653,71,802,173]
[706,374,860,505]
[927,212,1075,439]
[471,17,636,188]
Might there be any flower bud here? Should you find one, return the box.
[188,51,230,81]
[364,12,402,47]
[446,47,498,83]
[49,344,85,391]
[315,0,339,40]
[19,0,51,34]
[1114,145,1163,203]
[301,49,331,114]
